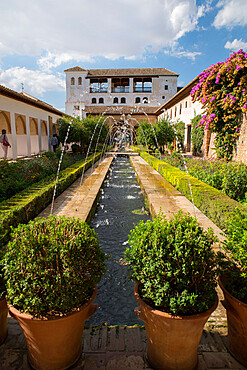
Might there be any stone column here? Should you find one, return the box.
[10,111,17,159]
[38,118,42,152]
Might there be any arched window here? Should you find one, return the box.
[71,77,75,85]
[143,97,148,104]
[121,97,126,104]
[78,77,82,85]
[135,97,141,103]
[92,98,96,104]
[99,97,104,104]
[113,97,118,104]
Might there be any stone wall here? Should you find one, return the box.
[232,113,247,164]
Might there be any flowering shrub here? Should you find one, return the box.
[191,49,247,160]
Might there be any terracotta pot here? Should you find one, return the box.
[0,298,8,345]
[219,276,247,366]
[8,288,98,370]
[134,284,218,370]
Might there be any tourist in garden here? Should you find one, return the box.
[0,129,11,159]
[50,133,59,152]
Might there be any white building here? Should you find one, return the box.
[0,85,64,159]
[64,67,178,119]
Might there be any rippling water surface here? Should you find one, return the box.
[87,156,151,325]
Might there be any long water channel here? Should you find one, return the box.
[87,156,151,325]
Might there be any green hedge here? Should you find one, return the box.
[0,153,101,248]
[134,148,245,232]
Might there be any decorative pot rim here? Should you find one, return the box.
[7,287,97,321]
[134,283,218,320]
[219,275,247,307]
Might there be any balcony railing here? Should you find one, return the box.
[111,87,130,93]
[133,87,152,93]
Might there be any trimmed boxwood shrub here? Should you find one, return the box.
[125,211,218,315]
[3,215,107,317]
[133,148,245,232]
[0,153,101,249]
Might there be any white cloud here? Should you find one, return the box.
[225,38,247,51]
[0,67,65,96]
[164,42,202,61]
[213,0,247,28]
[0,0,205,66]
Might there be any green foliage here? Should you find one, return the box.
[125,211,218,315]
[155,119,175,151]
[174,120,185,150]
[136,120,156,150]
[191,115,204,156]
[3,216,107,317]
[58,115,108,155]
[137,150,245,232]
[0,152,102,249]
[218,208,247,303]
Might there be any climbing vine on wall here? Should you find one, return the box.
[191,49,247,161]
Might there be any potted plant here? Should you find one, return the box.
[125,211,218,370]
[3,215,107,370]
[218,208,247,366]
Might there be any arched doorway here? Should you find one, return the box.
[16,114,27,157]
[0,110,13,159]
[41,120,48,151]
[30,118,39,155]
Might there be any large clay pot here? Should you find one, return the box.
[0,298,8,344]
[219,276,247,366]
[134,284,218,370]
[8,288,98,370]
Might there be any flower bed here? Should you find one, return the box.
[0,151,84,202]
[159,153,247,202]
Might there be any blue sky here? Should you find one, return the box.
[1,0,247,111]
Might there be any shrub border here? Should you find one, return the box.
[132,147,244,232]
[0,153,102,248]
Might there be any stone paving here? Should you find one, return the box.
[0,152,245,369]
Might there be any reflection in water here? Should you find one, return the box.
[87,157,151,325]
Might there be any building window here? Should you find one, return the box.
[162,96,166,100]
[170,110,172,119]
[78,77,82,85]
[89,78,108,93]
[180,103,182,114]
[175,107,177,117]
[143,97,148,104]
[113,97,118,104]
[99,97,104,104]
[164,85,168,90]
[111,78,130,93]
[74,105,79,110]
[71,77,75,85]
[134,77,152,93]
[135,97,141,103]
[92,98,96,104]
[185,101,188,108]
[121,97,126,104]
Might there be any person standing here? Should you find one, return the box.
[50,133,58,152]
[0,129,11,159]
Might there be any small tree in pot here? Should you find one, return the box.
[218,208,247,366]
[125,211,218,370]
[3,215,107,370]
